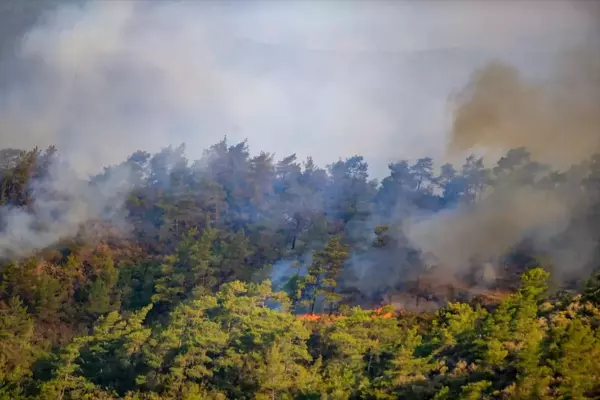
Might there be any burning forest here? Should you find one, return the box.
[0,0,599,399]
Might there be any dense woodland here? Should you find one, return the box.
[0,139,599,399]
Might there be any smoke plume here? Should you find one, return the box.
[0,0,596,176]
[405,187,572,272]
[405,48,600,281]
[0,0,597,277]
[0,156,133,259]
[449,50,600,167]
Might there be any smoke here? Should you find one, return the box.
[0,0,596,274]
[405,187,572,272]
[270,257,310,292]
[405,48,600,282]
[0,155,133,259]
[449,51,600,167]
[0,0,596,176]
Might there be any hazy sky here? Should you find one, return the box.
[0,0,597,176]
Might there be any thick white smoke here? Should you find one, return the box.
[0,156,133,259]
[405,49,600,281]
[0,0,596,262]
[0,0,596,176]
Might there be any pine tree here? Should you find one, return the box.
[305,236,349,314]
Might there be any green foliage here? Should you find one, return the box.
[583,270,600,305]
[1,143,600,399]
[459,380,492,400]
[304,236,350,314]
[0,297,39,389]
[86,251,121,318]
[153,228,218,308]
[1,263,600,399]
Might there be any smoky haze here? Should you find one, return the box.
[449,51,600,167]
[0,0,598,287]
[404,48,600,284]
[0,0,597,176]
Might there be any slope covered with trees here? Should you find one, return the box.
[0,139,599,399]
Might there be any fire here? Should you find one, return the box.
[297,307,394,322]
[373,307,394,319]
[297,314,323,322]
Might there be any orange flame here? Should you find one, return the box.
[297,308,394,322]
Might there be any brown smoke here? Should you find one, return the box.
[406,45,600,283]
[406,186,571,273]
[449,47,600,168]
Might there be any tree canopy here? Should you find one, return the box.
[0,140,599,399]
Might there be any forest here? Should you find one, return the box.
[0,139,599,399]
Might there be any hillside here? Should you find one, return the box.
[0,142,599,398]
